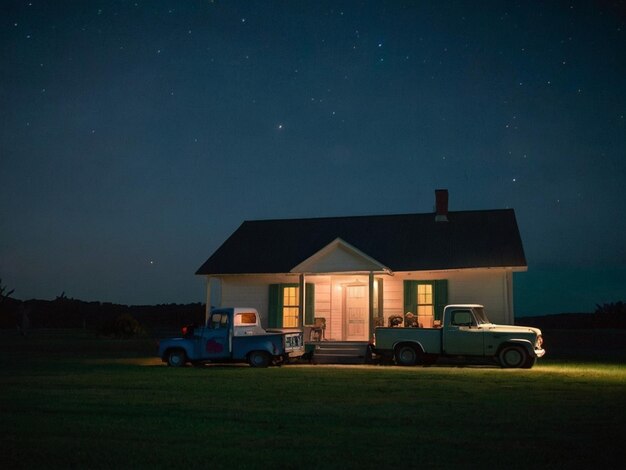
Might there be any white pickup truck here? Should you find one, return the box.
[373,304,545,368]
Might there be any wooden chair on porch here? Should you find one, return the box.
[310,317,326,342]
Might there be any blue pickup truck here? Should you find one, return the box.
[158,307,305,368]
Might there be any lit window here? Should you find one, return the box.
[283,286,299,327]
[236,312,257,325]
[417,284,434,316]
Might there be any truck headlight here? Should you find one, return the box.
[536,335,543,349]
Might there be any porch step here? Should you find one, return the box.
[310,342,372,365]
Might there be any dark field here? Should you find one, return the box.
[1,329,625,469]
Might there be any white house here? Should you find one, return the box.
[196,190,527,342]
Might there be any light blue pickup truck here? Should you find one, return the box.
[373,304,545,368]
[158,307,305,368]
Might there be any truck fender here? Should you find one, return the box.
[161,340,193,358]
[392,340,426,355]
[233,340,276,360]
[247,350,272,368]
[162,346,189,367]
[392,341,426,366]
[262,339,279,354]
[496,339,534,357]
[262,340,278,355]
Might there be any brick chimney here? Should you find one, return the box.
[435,189,449,222]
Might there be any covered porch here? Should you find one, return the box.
[204,237,395,343]
[289,237,392,343]
[298,273,386,343]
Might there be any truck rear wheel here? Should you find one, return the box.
[498,345,528,368]
[395,345,421,366]
[167,349,186,367]
[248,351,271,368]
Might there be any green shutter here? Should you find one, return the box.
[268,284,282,328]
[405,280,447,321]
[271,283,316,327]
[305,283,315,325]
[403,280,418,315]
[434,280,448,321]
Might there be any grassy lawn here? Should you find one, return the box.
[1,330,625,469]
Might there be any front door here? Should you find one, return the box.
[345,285,368,341]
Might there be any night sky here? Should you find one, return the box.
[2,1,625,316]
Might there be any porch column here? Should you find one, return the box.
[368,272,375,341]
[298,273,306,327]
[504,271,514,325]
[204,276,213,325]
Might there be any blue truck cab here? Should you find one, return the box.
[158,307,304,368]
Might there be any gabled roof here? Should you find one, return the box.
[290,237,391,274]
[195,209,527,275]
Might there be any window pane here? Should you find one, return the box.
[283,287,299,307]
[417,305,434,316]
[283,307,299,327]
[237,312,256,324]
[282,286,300,327]
[416,284,433,312]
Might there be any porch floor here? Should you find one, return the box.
[306,341,372,365]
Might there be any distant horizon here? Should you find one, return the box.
[4,249,625,317]
[8,282,624,318]
[2,292,601,317]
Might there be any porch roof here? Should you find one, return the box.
[196,209,527,275]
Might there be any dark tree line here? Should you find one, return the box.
[516,301,626,330]
[0,290,205,334]
[594,301,626,328]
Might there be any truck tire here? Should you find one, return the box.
[167,349,186,367]
[522,355,537,369]
[248,351,271,368]
[498,345,528,368]
[395,344,420,366]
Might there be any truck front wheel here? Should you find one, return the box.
[395,345,421,366]
[167,349,186,367]
[248,351,271,368]
[498,345,528,368]
[522,356,537,369]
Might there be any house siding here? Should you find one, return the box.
[215,268,515,335]
[382,278,403,320]
[382,270,513,325]
[220,275,298,328]
[313,276,332,333]
[448,270,511,324]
